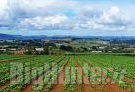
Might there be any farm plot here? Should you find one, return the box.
[0,54,135,92]
[0,55,33,61]
[0,55,64,89]
[79,55,135,91]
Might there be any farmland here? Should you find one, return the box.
[0,54,135,92]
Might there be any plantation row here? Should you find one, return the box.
[77,55,135,91]
[0,55,64,86]
[0,55,134,92]
[0,55,32,60]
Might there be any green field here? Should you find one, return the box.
[0,55,135,92]
[0,55,29,60]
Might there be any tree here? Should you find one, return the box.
[25,49,32,55]
[44,47,49,55]
[0,51,4,55]
[60,45,73,51]
[92,46,98,51]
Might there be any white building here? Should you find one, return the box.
[35,48,44,51]
[0,49,6,51]
[92,51,102,53]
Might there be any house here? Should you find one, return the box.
[0,49,6,51]
[108,51,112,53]
[92,51,102,53]
[5,40,15,43]
[13,50,25,55]
[6,47,26,55]
[124,48,135,53]
[49,49,66,55]
[99,47,105,50]
[9,48,17,51]
[35,48,44,51]
[34,48,44,55]
[0,45,9,49]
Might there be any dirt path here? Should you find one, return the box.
[49,70,65,92]
[76,60,96,92]
[49,60,69,92]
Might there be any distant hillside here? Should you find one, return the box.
[0,33,48,39]
[0,33,15,39]
[0,33,135,40]
[0,33,73,39]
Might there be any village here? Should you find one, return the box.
[0,38,135,55]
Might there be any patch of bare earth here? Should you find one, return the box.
[76,61,96,92]
[0,81,10,91]
[49,60,69,92]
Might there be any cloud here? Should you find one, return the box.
[0,0,134,32]
[19,15,69,30]
[78,6,102,19]
[0,0,12,25]
[100,7,126,25]
[71,6,128,31]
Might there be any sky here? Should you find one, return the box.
[0,0,135,36]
